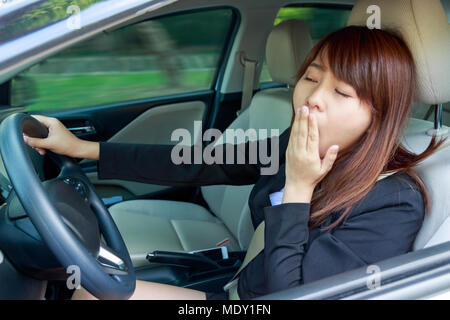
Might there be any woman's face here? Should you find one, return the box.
[293,54,373,159]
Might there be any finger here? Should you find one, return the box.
[29,114,55,129]
[35,147,46,155]
[321,145,339,174]
[291,106,302,137]
[307,113,319,155]
[31,147,46,156]
[297,106,309,151]
[23,134,47,155]
[23,135,49,150]
[288,106,302,149]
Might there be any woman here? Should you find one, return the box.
[23,26,447,300]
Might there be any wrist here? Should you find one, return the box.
[282,183,315,204]
[76,140,100,160]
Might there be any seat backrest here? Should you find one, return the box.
[402,119,450,249]
[348,0,450,250]
[201,20,312,249]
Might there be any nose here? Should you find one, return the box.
[305,86,325,113]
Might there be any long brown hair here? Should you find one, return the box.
[293,26,448,231]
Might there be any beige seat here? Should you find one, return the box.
[348,0,450,251]
[109,20,313,267]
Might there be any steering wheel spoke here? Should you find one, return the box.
[97,245,129,276]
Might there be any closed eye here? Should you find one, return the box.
[335,89,352,98]
[304,76,353,98]
[304,76,317,83]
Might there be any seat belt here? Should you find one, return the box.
[223,221,265,299]
[236,52,258,116]
[223,171,397,300]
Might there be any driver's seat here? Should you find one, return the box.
[108,20,312,267]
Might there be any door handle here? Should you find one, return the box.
[67,125,96,133]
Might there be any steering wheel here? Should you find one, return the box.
[0,113,135,299]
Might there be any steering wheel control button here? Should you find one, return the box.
[63,178,89,203]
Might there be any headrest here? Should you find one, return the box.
[265,19,312,86]
[347,0,450,105]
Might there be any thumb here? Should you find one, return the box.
[23,134,49,150]
[321,145,339,174]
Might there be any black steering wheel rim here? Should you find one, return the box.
[0,113,135,299]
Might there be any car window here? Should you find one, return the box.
[259,4,351,84]
[10,8,235,111]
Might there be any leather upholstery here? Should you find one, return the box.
[348,0,450,249]
[265,19,312,86]
[402,119,450,250]
[109,200,240,267]
[347,0,450,104]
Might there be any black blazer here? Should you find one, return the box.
[97,128,426,299]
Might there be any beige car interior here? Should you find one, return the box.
[111,0,449,271]
[109,19,312,267]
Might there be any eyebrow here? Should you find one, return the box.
[309,62,326,71]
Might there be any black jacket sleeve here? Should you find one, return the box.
[97,131,284,187]
[262,186,425,294]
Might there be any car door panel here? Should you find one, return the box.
[82,100,206,197]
